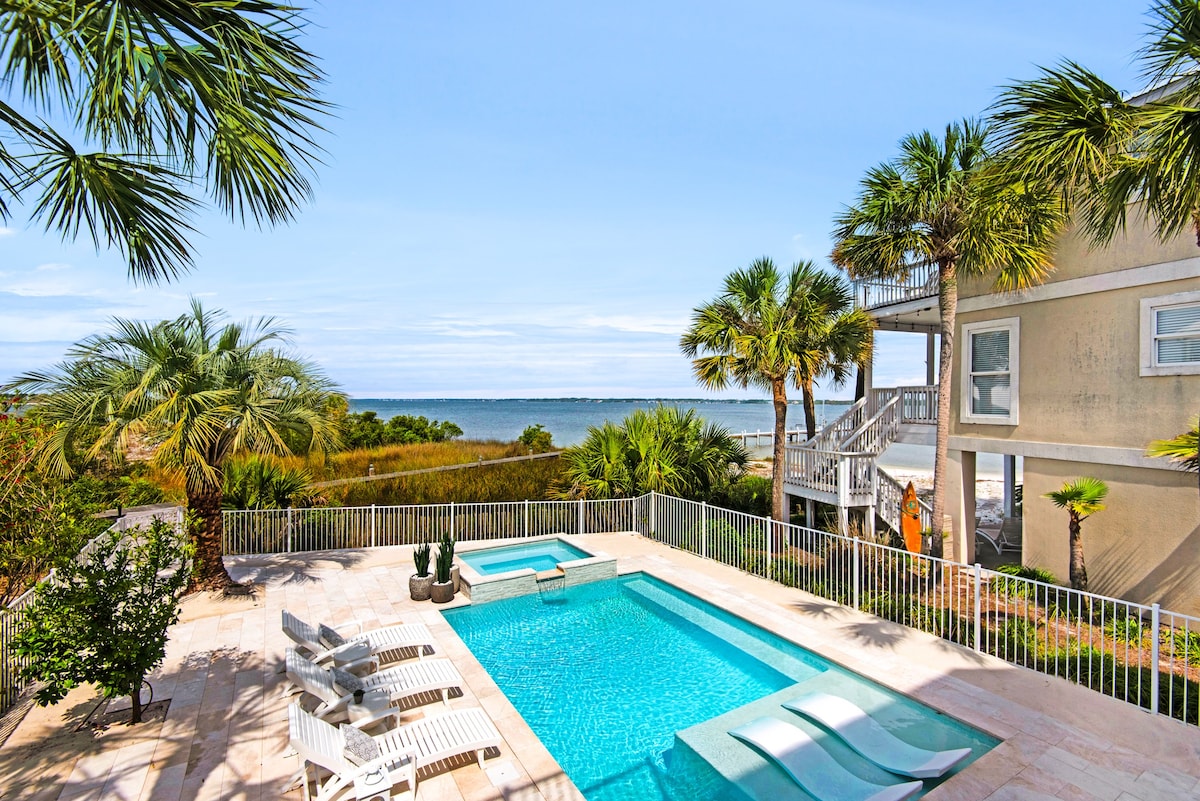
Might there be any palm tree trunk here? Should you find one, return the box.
[771,378,789,551]
[771,379,788,523]
[1068,513,1087,591]
[930,260,957,559]
[801,377,819,441]
[187,482,234,591]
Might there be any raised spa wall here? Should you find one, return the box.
[457,537,618,604]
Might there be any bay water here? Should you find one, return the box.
[347,398,1001,476]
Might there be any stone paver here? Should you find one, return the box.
[0,532,1197,800]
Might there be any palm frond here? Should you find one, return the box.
[1147,417,1200,472]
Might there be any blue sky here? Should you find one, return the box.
[0,2,1144,398]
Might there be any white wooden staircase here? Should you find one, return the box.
[783,386,938,536]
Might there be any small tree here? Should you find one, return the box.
[1042,477,1108,591]
[519,424,554,454]
[14,518,192,724]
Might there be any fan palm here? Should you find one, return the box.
[4,299,344,589]
[1147,417,1200,473]
[0,2,327,282]
[1043,477,1109,591]
[681,258,874,522]
[991,0,1200,247]
[554,405,748,501]
[832,121,1063,557]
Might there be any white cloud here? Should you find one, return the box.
[34,262,70,272]
[580,314,686,335]
[0,227,15,238]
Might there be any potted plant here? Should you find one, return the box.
[431,538,455,604]
[442,531,460,591]
[409,542,433,601]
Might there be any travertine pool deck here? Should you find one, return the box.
[1,532,1198,800]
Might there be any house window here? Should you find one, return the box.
[1141,290,1200,376]
[962,317,1019,425]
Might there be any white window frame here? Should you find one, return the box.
[961,317,1019,426]
[1140,290,1200,376]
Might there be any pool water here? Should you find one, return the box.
[459,539,590,575]
[445,574,995,801]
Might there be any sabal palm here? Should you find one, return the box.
[1147,417,1200,473]
[832,121,1062,556]
[555,406,748,501]
[1043,477,1108,591]
[681,258,874,522]
[5,300,343,589]
[0,3,327,282]
[992,0,1200,246]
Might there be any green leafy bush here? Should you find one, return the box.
[518,425,554,453]
[343,412,463,449]
[13,519,192,723]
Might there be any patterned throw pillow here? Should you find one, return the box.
[332,667,364,695]
[318,623,346,648]
[341,723,380,766]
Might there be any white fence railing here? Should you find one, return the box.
[222,499,642,555]
[221,492,1200,728]
[0,506,186,712]
[852,262,939,309]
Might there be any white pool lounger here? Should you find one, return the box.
[729,717,922,801]
[783,692,973,779]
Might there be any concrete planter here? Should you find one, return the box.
[409,574,433,601]
[431,580,455,604]
[450,564,461,592]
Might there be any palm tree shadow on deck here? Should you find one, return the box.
[226,548,371,587]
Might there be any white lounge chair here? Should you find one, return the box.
[289,703,501,795]
[284,648,462,722]
[783,693,972,779]
[288,701,415,801]
[283,609,435,667]
[729,717,921,801]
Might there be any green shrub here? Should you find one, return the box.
[13,519,192,724]
[518,424,554,454]
[1164,629,1200,666]
[990,564,1058,598]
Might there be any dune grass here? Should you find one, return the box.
[280,440,565,506]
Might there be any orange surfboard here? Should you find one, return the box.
[901,481,922,553]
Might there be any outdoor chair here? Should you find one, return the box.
[282,609,435,668]
[288,703,501,797]
[284,648,462,723]
[287,702,415,801]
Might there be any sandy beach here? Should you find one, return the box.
[884,469,1006,525]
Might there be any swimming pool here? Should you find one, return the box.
[445,573,995,801]
[459,539,591,575]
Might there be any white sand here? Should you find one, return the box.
[885,469,1006,525]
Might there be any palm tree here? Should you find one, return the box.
[554,405,748,501]
[0,3,327,282]
[4,300,343,590]
[832,121,1063,557]
[680,259,874,522]
[1043,477,1108,591]
[1147,417,1200,473]
[991,0,1200,247]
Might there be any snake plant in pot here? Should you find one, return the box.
[431,536,456,603]
[409,542,433,601]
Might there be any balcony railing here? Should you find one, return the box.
[853,262,939,309]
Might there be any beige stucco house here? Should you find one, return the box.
[782,208,1198,613]
[945,215,1199,614]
